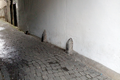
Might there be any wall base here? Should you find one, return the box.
[71,51,120,80]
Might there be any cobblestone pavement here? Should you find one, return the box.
[0,20,112,80]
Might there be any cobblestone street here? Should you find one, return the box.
[0,20,112,80]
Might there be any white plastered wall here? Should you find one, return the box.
[17,0,120,74]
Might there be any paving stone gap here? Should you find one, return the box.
[0,20,112,80]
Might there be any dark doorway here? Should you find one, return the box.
[13,4,17,26]
[10,0,13,24]
[10,0,17,26]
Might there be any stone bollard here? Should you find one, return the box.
[66,38,73,54]
[41,30,47,42]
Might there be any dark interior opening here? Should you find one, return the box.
[10,0,17,26]
[13,4,17,26]
[10,0,13,24]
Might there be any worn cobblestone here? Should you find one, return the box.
[0,20,112,80]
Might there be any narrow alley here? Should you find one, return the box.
[0,20,111,80]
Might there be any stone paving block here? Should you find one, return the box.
[64,74,72,80]
[60,76,66,80]
[0,71,3,80]
[53,76,61,80]
[80,76,88,80]
[47,74,55,78]
[80,72,86,76]
[92,78,99,80]
[35,76,43,80]
[36,72,42,77]
[86,74,91,79]
[1,66,10,80]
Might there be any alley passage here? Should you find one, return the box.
[0,20,111,80]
